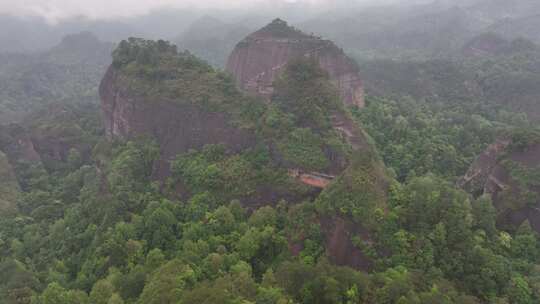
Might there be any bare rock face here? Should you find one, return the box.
[100,66,256,179]
[226,19,365,108]
[321,216,374,271]
[459,138,540,232]
[101,38,385,271]
[226,22,387,271]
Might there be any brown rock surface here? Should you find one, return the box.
[101,38,385,271]
[226,19,364,108]
[321,216,374,271]
[459,138,540,232]
[99,66,256,180]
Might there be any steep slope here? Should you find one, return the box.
[101,38,388,270]
[100,38,258,181]
[226,19,364,108]
[225,22,390,268]
[24,103,103,171]
[459,132,540,232]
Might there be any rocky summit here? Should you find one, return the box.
[226,19,365,108]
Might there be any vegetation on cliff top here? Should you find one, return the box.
[112,38,242,111]
[268,58,348,171]
[3,33,540,304]
[255,19,307,39]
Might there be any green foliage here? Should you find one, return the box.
[107,140,160,206]
[507,276,533,304]
[315,151,387,227]
[113,38,242,112]
[273,58,339,130]
[3,114,540,304]
[255,58,351,172]
[0,33,112,124]
[0,151,19,216]
[277,128,329,171]
[259,19,306,39]
[499,160,540,210]
[509,129,540,152]
[171,144,297,200]
[137,260,195,304]
[355,95,501,181]
[3,33,540,304]
[36,282,88,304]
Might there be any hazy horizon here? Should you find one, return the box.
[0,0,425,23]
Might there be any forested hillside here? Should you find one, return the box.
[0,35,538,304]
[1,1,540,303]
[0,32,113,124]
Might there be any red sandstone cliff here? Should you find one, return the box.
[226,19,365,108]
[99,38,385,271]
[459,138,540,232]
[99,66,257,179]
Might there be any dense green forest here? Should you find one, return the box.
[0,38,539,304]
[0,32,112,124]
[2,1,540,303]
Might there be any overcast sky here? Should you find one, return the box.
[0,0,350,21]
[0,0,414,23]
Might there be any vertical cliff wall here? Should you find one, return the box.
[100,65,257,180]
[226,19,365,108]
[460,137,540,232]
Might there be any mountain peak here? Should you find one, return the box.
[252,18,309,39]
[227,19,364,107]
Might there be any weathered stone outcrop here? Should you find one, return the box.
[226,19,365,108]
[227,20,373,189]
[227,22,388,271]
[101,38,386,271]
[459,138,540,232]
[100,66,257,179]
[321,216,374,270]
[22,104,100,168]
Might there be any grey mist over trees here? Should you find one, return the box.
[2,0,538,53]
[1,0,540,303]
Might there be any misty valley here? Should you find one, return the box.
[1,1,540,303]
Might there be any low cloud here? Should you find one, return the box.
[0,0,333,22]
[0,0,408,23]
